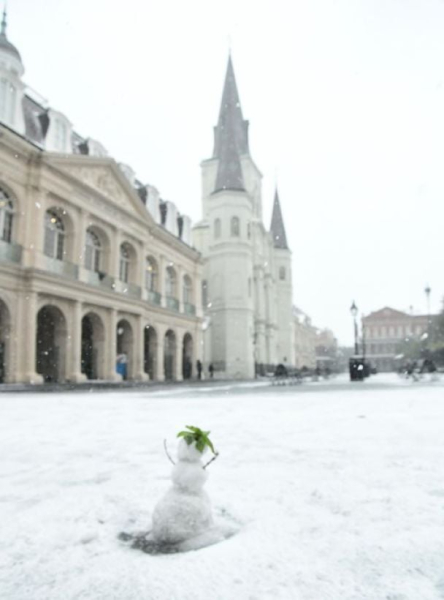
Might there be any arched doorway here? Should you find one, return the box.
[0,299,11,383]
[182,333,193,379]
[36,305,67,383]
[164,330,176,380]
[116,319,133,380]
[144,326,157,380]
[81,313,105,380]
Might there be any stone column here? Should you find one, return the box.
[175,330,183,382]
[156,329,165,381]
[178,266,184,313]
[67,301,87,383]
[21,291,43,384]
[159,255,166,307]
[134,315,148,381]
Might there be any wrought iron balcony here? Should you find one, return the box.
[184,302,196,316]
[166,296,179,311]
[46,257,78,279]
[147,289,161,306]
[0,240,22,264]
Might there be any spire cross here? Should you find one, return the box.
[1,6,6,36]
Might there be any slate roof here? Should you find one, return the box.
[270,188,289,250]
[213,56,248,193]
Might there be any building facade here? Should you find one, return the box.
[363,307,431,372]
[193,57,294,378]
[292,307,317,369]
[0,13,202,384]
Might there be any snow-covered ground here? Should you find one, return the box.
[1,374,444,600]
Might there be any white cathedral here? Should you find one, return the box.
[193,57,294,379]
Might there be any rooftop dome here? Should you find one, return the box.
[0,9,22,63]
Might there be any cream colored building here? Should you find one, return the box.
[0,12,202,384]
[193,57,294,379]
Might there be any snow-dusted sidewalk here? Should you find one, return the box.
[1,376,444,600]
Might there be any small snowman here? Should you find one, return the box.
[151,426,218,547]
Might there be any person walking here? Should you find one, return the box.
[196,359,202,380]
[208,363,214,379]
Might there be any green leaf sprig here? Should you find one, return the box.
[177,425,216,454]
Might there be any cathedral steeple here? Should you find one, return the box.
[270,188,289,249]
[0,7,22,63]
[213,55,249,193]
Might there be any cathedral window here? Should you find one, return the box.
[166,266,177,298]
[84,229,101,272]
[44,210,65,260]
[145,257,158,291]
[0,188,13,243]
[119,243,131,283]
[214,218,221,239]
[0,78,16,125]
[279,266,286,280]
[183,275,192,304]
[231,216,240,237]
[202,280,208,307]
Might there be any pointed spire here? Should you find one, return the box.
[212,55,250,193]
[270,188,289,250]
[1,7,7,36]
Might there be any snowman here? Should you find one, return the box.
[151,426,218,547]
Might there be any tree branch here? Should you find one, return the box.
[163,439,176,465]
[203,452,219,470]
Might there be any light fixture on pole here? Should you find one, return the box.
[350,301,359,355]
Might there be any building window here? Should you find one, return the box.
[119,243,131,283]
[214,218,221,239]
[145,257,158,291]
[247,222,251,239]
[44,210,65,260]
[183,275,192,304]
[0,188,13,243]
[231,216,240,237]
[279,266,286,280]
[166,266,176,297]
[84,229,101,272]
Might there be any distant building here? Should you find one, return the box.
[193,57,294,378]
[0,12,202,384]
[293,307,317,369]
[363,307,433,372]
[315,328,339,371]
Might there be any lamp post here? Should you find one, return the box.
[350,301,359,355]
[424,285,431,348]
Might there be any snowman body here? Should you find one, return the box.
[151,439,214,545]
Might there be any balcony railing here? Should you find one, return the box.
[147,289,161,306]
[123,283,142,299]
[184,302,196,316]
[166,296,179,311]
[46,257,78,279]
[0,240,22,264]
[86,270,115,290]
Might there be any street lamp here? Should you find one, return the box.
[350,301,359,355]
[424,285,431,347]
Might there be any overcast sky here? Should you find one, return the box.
[9,0,444,344]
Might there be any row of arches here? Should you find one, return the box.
[0,298,195,384]
[0,188,195,303]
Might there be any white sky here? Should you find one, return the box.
[9,0,444,344]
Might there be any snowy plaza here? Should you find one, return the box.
[1,374,444,600]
